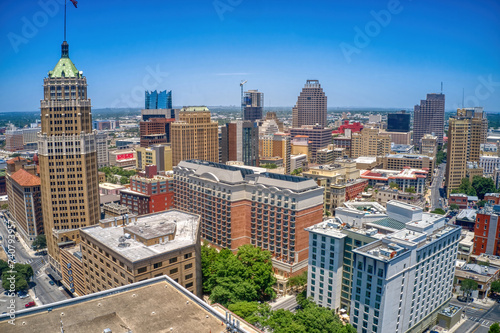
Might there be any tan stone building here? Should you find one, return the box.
[350,128,391,159]
[446,107,487,196]
[59,210,201,298]
[420,134,438,157]
[171,106,219,166]
[135,144,173,171]
[38,41,100,275]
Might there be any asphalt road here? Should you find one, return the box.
[430,163,446,211]
[450,299,500,333]
[271,295,298,311]
[0,211,68,306]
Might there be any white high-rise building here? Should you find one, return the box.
[306,201,461,333]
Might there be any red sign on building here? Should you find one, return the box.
[116,153,133,161]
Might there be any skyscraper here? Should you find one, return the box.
[38,41,100,274]
[445,107,488,196]
[145,90,172,109]
[170,106,219,166]
[243,90,264,122]
[292,80,327,128]
[221,121,259,166]
[413,93,445,149]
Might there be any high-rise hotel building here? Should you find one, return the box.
[38,41,100,274]
[171,106,219,166]
[174,160,323,287]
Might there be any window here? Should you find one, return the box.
[137,267,147,274]
[185,282,193,288]
[184,253,192,259]
[185,263,193,270]
[169,257,178,264]
[170,268,178,274]
[185,273,193,280]
[153,262,163,269]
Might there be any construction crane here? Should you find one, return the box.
[240,80,247,119]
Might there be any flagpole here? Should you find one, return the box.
[64,0,66,41]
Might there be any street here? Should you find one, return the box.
[0,211,68,307]
[430,163,446,211]
[270,295,298,311]
[450,299,500,333]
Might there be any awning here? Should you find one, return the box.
[46,267,62,281]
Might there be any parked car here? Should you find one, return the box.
[24,301,35,308]
[19,294,29,299]
[49,280,55,286]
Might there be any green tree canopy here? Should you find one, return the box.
[389,182,400,189]
[201,244,276,306]
[291,168,303,176]
[461,278,478,297]
[431,208,446,215]
[32,234,46,250]
[405,187,416,194]
[449,203,459,211]
[491,280,500,294]
[489,322,500,333]
[260,163,278,169]
[472,176,496,200]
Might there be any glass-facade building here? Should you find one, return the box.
[145,90,172,109]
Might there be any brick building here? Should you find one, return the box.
[139,117,175,148]
[473,205,500,256]
[120,165,174,216]
[174,160,323,283]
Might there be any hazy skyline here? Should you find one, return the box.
[0,0,499,112]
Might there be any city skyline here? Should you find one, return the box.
[0,0,499,112]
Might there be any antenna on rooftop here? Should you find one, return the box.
[441,82,443,94]
[462,88,465,108]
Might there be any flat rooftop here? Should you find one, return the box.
[0,276,259,333]
[306,219,347,239]
[81,210,199,262]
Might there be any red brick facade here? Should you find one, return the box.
[473,212,500,256]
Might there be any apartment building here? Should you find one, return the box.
[420,134,438,158]
[60,210,201,297]
[221,120,259,166]
[307,201,460,333]
[350,128,391,159]
[174,160,323,284]
[473,205,500,256]
[120,165,174,216]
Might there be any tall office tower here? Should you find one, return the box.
[290,125,331,162]
[171,106,219,166]
[387,111,411,132]
[350,128,391,159]
[413,93,445,149]
[306,201,460,333]
[145,90,172,109]
[221,121,259,166]
[174,160,323,289]
[243,90,264,122]
[38,41,100,274]
[292,80,327,128]
[445,107,488,196]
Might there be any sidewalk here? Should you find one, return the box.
[15,232,36,257]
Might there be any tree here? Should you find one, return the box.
[461,278,478,300]
[430,208,446,215]
[0,203,7,210]
[260,163,278,169]
[32,234,46,250]
[491,280,500,294]
[477,200,487,208]
[389,182,400,189]
[489,323,500,333]
[120,176,129,185]
[449,203,460,211]
[1,271,28,292]
[405,187,416,194]
[291,168,303,176]
[288,271,307,291]
[472,176,496,200]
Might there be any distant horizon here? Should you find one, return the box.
[1,0,499,113]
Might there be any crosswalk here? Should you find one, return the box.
[468,317,492,327]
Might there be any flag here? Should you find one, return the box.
[70,0,78,8]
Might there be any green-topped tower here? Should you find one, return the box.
[38,40,100,279]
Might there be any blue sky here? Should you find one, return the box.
[0,0,499,112]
